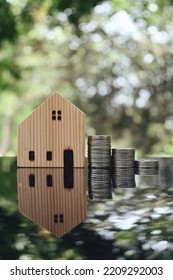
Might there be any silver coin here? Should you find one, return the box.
[135,160,159,167]
[88,135,111,141]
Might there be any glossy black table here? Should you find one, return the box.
[1,157,173,260]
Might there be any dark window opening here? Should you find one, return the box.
[54,214,58,223]
[47,175,52,187]
[29,151,35,161]
[64,150,73,188]
[54,214,64,223]
[52,110,62,121]
[47,151,52,161]
[64,150,73,169]
[29,174,35,187]
[59,214,64,223]
[64,168,73,188]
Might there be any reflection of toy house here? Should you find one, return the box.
[17,168,86,238]
[18,93,85,167]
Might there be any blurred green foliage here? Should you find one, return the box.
[0,0,17,43]
[50,0,104,25]
[1,0,173,157]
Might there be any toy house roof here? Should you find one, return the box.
[18,92,85,127]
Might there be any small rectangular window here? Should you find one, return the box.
[54,214,58,223]
[57,115,61,120]
[59,214,64,223]
[52,110,56,115]
[52,116,56,120]
[29,174,35,187]
[29,151,35,161]
[47,151,52,161]
[58,110,61,115]
[47,175,52,187]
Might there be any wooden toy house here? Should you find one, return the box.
[18,93,85,167]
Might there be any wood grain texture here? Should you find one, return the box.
[17,168,86,238]
[18,93,85,167]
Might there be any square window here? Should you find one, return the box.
[52,110,56,115]
[29,151,35,161]
[47,151,52,161]
[58,110,61,115]
[52,116,56,120]
[57,115,61,120]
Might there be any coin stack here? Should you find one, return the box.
[88,135,111,168]
[88,135,112,200]
[112,148,136,188]
[135,160,159,176]
[88,169,112,200]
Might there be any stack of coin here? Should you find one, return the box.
[88,135,111,168]
[112,148,136,188]
[135,160,159,175]
[88,168,112,200]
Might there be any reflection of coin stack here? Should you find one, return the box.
[88,135,112,200]
[135,160,159,176]
[88,169,112,200]
[112,148,135,188]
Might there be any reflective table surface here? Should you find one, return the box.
[1,157,173,260]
